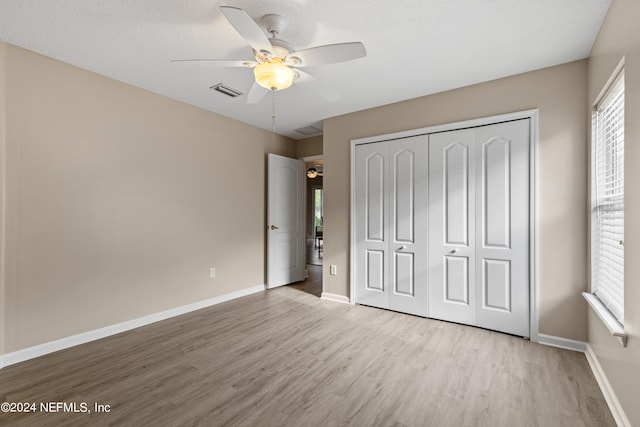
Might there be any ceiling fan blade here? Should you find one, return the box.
[171,59,257,68]
[287,42,366,67]
[220,6,273,58]
[294,70,342,102]
[246,81,268,104]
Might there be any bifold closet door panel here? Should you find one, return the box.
[388,137,428,317]
[475,119,530,337]
[428,119,530,337]
[428,129,477,325]
[354,142,390,309]
[354,136,429,315]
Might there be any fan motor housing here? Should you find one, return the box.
[270,38,292,58]
[255,37,293,62]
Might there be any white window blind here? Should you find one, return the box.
[592,69,624,324]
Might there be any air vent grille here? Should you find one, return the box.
[210,83,243,98]
[295,126,323,136]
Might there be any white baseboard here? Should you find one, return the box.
[520,334,631,426]
[537,333,587,352]
[320,292,350,304]
[1,284,265,369]
[585,344,631,427]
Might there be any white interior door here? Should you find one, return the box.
[354,142,390,308]
[267,153,305,288]
[475,120,530,336]
[428,128,477,325]
[354,136,428,316]
[388,138,428,316]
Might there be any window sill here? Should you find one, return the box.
[582,292,627,347]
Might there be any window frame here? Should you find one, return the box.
[588,65,625,333]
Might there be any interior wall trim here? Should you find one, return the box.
[537,335,630,426]
[537,333,587,352]
[321,292,350,304]
[585,343,631,427]
[0,284,266,370]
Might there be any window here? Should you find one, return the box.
[313,187,323,228]
[591,69,625,325]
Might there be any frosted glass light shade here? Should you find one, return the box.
[253,58,295,91]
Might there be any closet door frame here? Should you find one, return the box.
[350,109,539,342]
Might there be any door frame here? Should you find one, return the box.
[350,109,539,342]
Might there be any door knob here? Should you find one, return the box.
[450,248,458,254]
[398,245,406,251]
[270,225,279,230]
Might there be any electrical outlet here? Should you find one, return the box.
[210,267,216,278]
[330,265,337,275]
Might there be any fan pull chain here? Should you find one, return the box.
[271,89,277,153]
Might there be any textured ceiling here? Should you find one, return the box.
[0,0,611,139]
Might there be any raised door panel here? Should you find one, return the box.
[354,143,390,309]
[366,250,385,292]
[445,256,469,305]
[389,136,428,316]
[482,259,511,312]
[366,153,386,242]
[428,129,476,325]
[475,119,530,337]
[394,252,414,296]
[394,149,415,244]
[482,137,511,249]
[444,143,469,246]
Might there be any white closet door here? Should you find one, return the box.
[428,120,530,337]
[354,142,390,309]
[428,129,477,325]
[475,120,529,336]
[354,136,428,315]
[389,137,428,316]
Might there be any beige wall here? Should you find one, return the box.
[587,0,640,425]
[1,43,296,353]
[0,40,6,356]
[324,60,589,341]
[295,135,323,159]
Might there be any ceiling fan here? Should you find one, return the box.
[173,6,367,104]
[307,164,323,178]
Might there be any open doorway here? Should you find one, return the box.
[304,159,323,266]
[309,186,323,265]
[289,156,323,297]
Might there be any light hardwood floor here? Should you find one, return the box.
[0,266,614,426]
[306,237,323,267]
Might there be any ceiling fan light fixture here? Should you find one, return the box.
[254,58,295,91]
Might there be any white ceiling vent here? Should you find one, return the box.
[295,125,323,136]
[210,83,243,98]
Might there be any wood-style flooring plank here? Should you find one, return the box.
[0,266,614,426]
